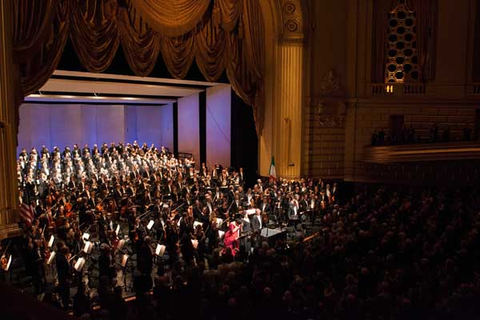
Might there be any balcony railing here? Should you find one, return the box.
[370,83,426,96]
[364,141,480,163]
[466,83,480,95]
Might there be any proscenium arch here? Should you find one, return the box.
[257,0,307,178]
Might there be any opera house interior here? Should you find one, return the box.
[1,0,480,319]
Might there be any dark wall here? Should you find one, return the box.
[231,90,258,189]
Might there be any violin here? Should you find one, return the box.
[0,241,11,271]
[321,200,326,210]
[0,255,8,271]
[65,201,75,219]
[96,202,104,212]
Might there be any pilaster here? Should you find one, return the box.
[0,0,21,239]
[258,0,306,179]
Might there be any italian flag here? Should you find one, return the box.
[269,156,276,182]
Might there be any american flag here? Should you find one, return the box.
[19,202,34,225]
[19,184,35,224]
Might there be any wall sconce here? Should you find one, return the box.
[385,85,394,94]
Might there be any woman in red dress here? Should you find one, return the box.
[223,219,242,256]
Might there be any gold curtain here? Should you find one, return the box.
[70,0,120,73]
[128,0,212,37]
[160,33,196,79]
[242,0,264,82]
[195,2,227,82]
[409,0,437,81]
[217,0,242,32]
[13,0,265,131]
[14,0,71,95]
[371,0,396,83]
[118,5,161,77]
[12,0,57,51]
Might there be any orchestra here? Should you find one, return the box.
[10,142,338,308]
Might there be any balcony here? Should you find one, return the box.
[370,83,426,97]
[364,141,480,163]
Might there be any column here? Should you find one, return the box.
[275,44,304,178]
[0,0,21,239]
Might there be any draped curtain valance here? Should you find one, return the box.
[12,0,265,132]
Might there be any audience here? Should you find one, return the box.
[80,185,480,319]
[372,124,475,145]
[10,141,480,319]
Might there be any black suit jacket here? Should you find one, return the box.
[56,254,71,282]
[250,215,262,232]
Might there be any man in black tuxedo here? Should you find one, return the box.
[240,211,252,254]
[56,245,71,309]
[250,209,263,248]
[98,244,114,280]
[299,194,309,214]
[260,196,272,214]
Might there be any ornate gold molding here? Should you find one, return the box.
[278,0,304,43]
[319,70,343,97]
[313,70,346,128]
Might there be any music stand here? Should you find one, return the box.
[83,241,93,254]
[155,244,166,257]
[47,251,56,265]
[74,257,86,272]
[48,235,54,248]
[147,220,155,230]
[117,239,126,251]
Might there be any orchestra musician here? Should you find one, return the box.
[56,245,72,309]
[14,140,340,300]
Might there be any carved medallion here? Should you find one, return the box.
[283,2,297,15]
[285,20,299,32]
